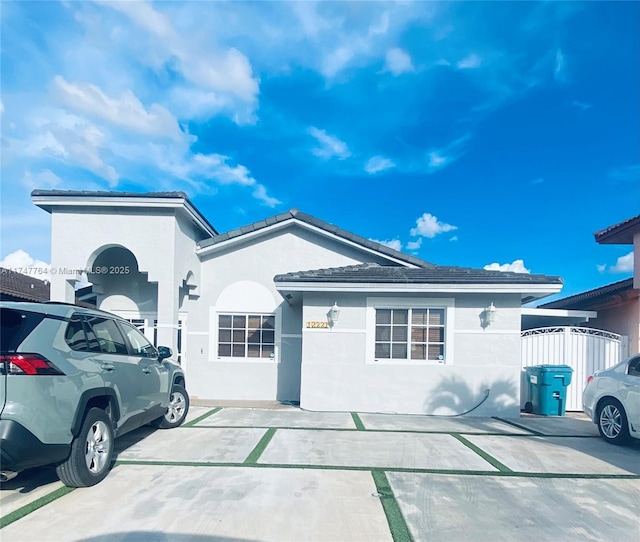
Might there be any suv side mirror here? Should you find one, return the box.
[157,346,173,361]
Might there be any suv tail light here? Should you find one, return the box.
[0,354,64,376]
[586,375,594,385]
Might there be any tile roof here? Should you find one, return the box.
[0,269,50,302]
[539,277,635,309]
[199,209,434,268]
[594,215,640,245]
[274,262,562,285]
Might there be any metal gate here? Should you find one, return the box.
[521,327,628,411]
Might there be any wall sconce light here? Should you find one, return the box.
[482,302,497,327]
[328,302,341,326]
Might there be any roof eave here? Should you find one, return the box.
[594,216,640,245]
[32,192,218,237]
[275,281,563,298]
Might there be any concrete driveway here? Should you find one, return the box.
[1,406,639,541]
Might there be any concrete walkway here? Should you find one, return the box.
[1,406,639,541]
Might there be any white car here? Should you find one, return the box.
[583,354,640,445]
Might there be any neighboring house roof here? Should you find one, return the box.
[539,277,636,310]
[198,209,434,268]
[31,189,218,237]
[0,269,50,302]
[594,215,640,245]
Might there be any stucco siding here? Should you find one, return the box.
[298,292,522,416]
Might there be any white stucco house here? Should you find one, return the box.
[32,190,563,417]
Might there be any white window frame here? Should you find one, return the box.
[366,297,455,365]
[212,310,279,363]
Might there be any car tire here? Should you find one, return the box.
[158,384,189,429]
[597,398,631,445]
[56,408,114,487]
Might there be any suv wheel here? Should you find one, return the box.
[159,384,189,429]
[56,408,114,487]
[597,398,631,445]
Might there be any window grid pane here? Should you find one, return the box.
[218,313,276,358]
[375,309,408,360]
[376,308,446,361]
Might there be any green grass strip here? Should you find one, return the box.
[114,460,640,480]
[371,470,413,542]
[351,412,366,431]
[451,433,513,472]
[243,428,277,464]
[183,407,222,427]
[0,486,75,529]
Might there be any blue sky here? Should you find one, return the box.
[1,1,638,302]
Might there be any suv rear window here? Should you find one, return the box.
[1,308,46,352]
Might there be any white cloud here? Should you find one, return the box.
[371,238,402,252]
[53,76,184,141]
[406,238,423,251]
[0,249,51,280]
[252,184,281,208]
[96,0,174,39]
[449,236,458,242]
[150,150,280,207]
[322,45,357,79]
[425,134,471,173]
[596,264,607,274]
[483,259,531,274]
[365,156,395,174]
[530,177,544,185]
[308,127,351,160]
[428,151,449,169]
[554,48,567,82]
[369,11,390,36]
[21,169,63,189]
[410,213,458,238]
[608,165,640,184]
[456,53,482,70]
[384,48,414,75]
[610,251,634,273]
[99,0,260,123]
[10,111,120,185]
[572,101,592,110]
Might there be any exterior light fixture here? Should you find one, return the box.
[328,302,341,326]
[483,302,497,327]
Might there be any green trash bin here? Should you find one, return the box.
[526,365,573,416]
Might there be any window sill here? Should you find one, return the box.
[213,357,278,364]
[368,359,448,366]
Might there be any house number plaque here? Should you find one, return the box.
[306,321,329,329]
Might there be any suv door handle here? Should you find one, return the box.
[142,368,151,374]
[101,363,115,372]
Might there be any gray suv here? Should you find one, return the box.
[0,302,189,487]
